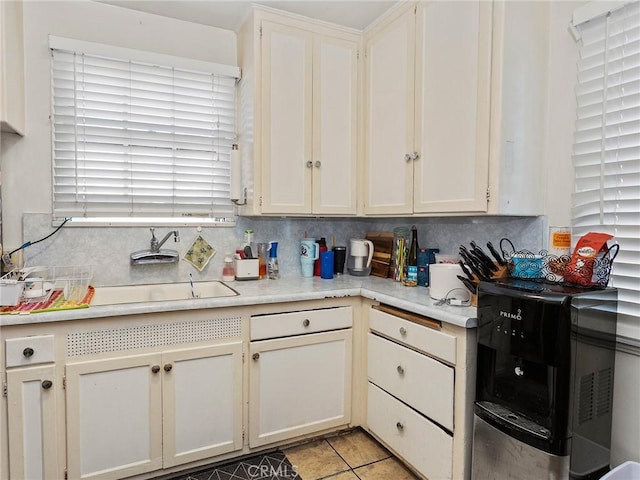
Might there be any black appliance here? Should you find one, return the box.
[472,279,617,480]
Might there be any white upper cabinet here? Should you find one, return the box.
[363,2,492,215]
[239,9,359,215]
[486,1,548,215]
[0,0,25,135]
[414,1,492,213]
[363,7,416,214]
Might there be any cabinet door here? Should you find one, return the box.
[162,342,243,467]
[6,365,60,480]
[363,7,415,215]
[312,34,358,214]
[413,1,492,213]
[249,329,352,447]
[0,0,25,134]
[66,353,163,480]
[261,21,313,214]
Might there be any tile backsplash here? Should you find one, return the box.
[21,213,544,286]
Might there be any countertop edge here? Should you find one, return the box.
[0,277,478,329]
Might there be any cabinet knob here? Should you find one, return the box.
[23,347,34,357]
[306,161,313,168]
[404,153,412,162]
[411,151,420,161]
[303,319,310,327]
[399,327,407,336]
[396,421,405,431]
[151,365,161,374]
[397,365,405,376]
[252,353,260,361]
[315,161,321,168]
[41,380,53,390]
[164,363,173,373]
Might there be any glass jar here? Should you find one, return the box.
[392,227,410,282]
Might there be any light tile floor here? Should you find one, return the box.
[283,429,418,480]
[160,428,418,480]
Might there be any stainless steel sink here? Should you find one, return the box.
[91,281,238,306]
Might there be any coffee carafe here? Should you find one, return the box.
[347,239,374,276]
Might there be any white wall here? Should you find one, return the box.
[544,1,581,228]
[0,0,237,251]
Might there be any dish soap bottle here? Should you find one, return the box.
[267,241,279,279]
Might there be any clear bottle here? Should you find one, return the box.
[267,241,279,279]
[222,253,235,281]
[403,225,418,286]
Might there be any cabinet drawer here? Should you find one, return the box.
[368,333,453,431]
[369,307,456,364]
[6,335,55,367]
[367,382,453,480]
[251,306,352,340]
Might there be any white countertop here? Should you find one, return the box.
[0,275,478,328]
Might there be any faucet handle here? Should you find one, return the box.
[150,227,159,252]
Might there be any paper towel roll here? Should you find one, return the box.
[230,144,242,201]
[429,263,467,300]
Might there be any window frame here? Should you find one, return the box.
[49,36,241,227]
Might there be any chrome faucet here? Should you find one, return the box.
[130,228,181,265]
[149,228,180,253]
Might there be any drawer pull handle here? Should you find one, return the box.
[253,353,260,361]
[397,365,405,376]
[41,380,53,390]
[303,319,310,327]
[396,421,405,431]
[164,364,173,373]
[23,347,34,357]
[399,327,407,336]
[151,365,161,374]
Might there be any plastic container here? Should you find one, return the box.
[599,461,640,480]
[0,280,25,306]
[435,253,460,264]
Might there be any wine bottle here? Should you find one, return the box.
[404,225,418,286]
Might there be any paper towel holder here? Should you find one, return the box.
[230,143,247,205]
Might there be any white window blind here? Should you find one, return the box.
[572,2,640,330]
[50,40,238,222]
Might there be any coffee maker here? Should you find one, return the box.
[347,239,373,276]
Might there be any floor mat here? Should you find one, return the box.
[164,451,301,480]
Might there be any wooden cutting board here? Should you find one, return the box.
[367,232,394,278]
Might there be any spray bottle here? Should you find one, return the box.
[267,241,279,279]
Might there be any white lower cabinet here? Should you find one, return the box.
[366,306,474,480]
[6,365,61,480]
[368,333,454,432]
[65,342,243,480]
[249,307,352,447]
[368,382,453,479]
